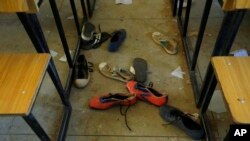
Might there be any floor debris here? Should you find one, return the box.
[171,66,185,79]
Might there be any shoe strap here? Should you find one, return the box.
[120,99,132,131]
[116,68,134,81]
[87,62,94,72]
[135,82,153,92]
[92,33,102,44]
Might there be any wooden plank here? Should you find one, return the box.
[26,0,39,13]
[0,53,50,115]
[212,57,250,124]
[223,0,250,11]
[0,0,39,13]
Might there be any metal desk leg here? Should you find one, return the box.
[49,0,73,68]
[182,0,192,37]
[177,0,184,17]
[199,10,246,141]
[191,0,213,71]
[80,0,88,21]
[201,73,217,113]
[47,60,72,141]
[197,10,246,107]
[23,113,50,141]
[86,0,96,18]
[17,13,72,141]
[69,0,81,35]
[172,0,178,16]
[17,13,49,53]
[176,0,191,37]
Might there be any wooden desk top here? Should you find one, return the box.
[212,57,250,124]
[0,0,39,13]
[223,0,250,11]
[0,53,50,116]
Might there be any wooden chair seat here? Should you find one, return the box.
[0,0,39,13]
[212,56,250,124]
[0,53,50,115]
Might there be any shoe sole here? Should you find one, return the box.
[133,58,147,83]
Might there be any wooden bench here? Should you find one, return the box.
[212,56,250,124]
[0,1,72,140]
[0,53,53,140]
[201,56,250,140]
[0,0,39,13]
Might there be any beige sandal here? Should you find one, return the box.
[99,62,134,83]
[152,32,178,55]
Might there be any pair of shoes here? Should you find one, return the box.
[160,105,205,140]
[126,81,168,106]
[74,54,93,88]
[81,22,96,41]
[98,62,134,83]
[108,29,127,52]
[152,32,178,55]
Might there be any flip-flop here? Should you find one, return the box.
[152,32,178,55]
[99,62,134,83]
[133,58,147,83]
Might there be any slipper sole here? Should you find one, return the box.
[133,58,147,83]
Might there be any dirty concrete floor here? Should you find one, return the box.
[0,0,245,140]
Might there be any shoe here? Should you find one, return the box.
[81,22,96,41]
[89,93,137,110]
[160,105,205,140]
[81,32,111,50]
[74,55,93,88]
[108,29,126,52]
[126,81,168,106]
[99,62,134,83]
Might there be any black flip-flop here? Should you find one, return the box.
[133,58,148,83]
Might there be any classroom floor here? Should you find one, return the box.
[0,0,249,140]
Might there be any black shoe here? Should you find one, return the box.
[159,105,205,140]
[81,22,96,41]
[81,32,111,50]
[74,55,93,88]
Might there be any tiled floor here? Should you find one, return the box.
[0,0,249,141]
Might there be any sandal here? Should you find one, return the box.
[152,32,178,55]
[99,62,134,83]
[133,58,148,83]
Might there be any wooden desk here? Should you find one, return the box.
[0,53,53,140]
[0,0,39,13]
[0,53,50,115]
[211,56,250,124]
